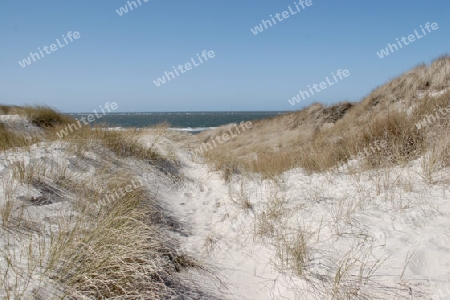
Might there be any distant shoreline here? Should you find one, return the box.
[67,111,285,131]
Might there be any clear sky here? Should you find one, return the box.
[0,0,448,112]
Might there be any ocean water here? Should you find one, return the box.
[70,111,285,133]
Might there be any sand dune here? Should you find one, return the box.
[1,56,450,299]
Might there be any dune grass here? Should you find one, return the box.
[1,106,173,165]
[0,106,202,299]
[1,156,200,299]
[46,175,196,299]
[21,106,74,128]
[0,124,30,151]
[197,56,450,179]
[191,55,450,299]
[0,105,16,115]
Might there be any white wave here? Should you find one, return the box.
[169,127,217,133]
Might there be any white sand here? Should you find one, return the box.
[1,119,449,299]
[145,134,450,299]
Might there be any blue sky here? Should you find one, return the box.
[0,0,448,112]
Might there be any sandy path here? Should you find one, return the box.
[143,134,450,299]
[153,146,299,299]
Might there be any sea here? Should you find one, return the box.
[69,111,285,134]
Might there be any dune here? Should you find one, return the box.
[1,55,450,299]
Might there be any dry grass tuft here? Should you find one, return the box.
[0,105,16,115]
[0,123,30,151]
[47,180,192,299]
[21,106,74,128]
